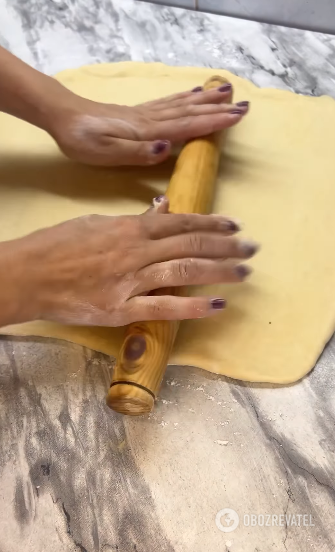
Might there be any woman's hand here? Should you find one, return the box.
[50,85,249,166]
[0,47,248,167]
[3,201,258,327]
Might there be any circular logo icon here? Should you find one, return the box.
[215,508,240,533]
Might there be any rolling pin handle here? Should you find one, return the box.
[107,382,154,415]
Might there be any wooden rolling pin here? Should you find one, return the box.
[107,75,232,415]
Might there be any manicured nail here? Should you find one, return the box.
[218,83,232,92]
[235,265,253,279]
[192,86,203,92]
[226,219,241,233]
[211,298,226,310]
[152,140,169,154]
[230,109,244,115]
[239,240,260,258]
[236,101,250,108]
[153,195,165,204]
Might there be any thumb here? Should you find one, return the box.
[107,138,171,166]
[142,139,171,166]
[144,195,170,215]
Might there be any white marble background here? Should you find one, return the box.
[0,0,335,97]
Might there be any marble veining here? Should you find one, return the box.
[0,1,335,551]
[0,0,335,97]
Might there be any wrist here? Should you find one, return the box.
[26,76,79,135]
[0,47,80,136]
[43,85,92,142]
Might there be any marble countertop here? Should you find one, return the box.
[1,1,335,552]
[1,0,335,96]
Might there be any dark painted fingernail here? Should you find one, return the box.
[235,265,253,279]
[226,220,241,232]
[218,83,232,92]
[211,298,226,310]
[152,140,169,154]
[240,240,260,258]
[192,86,203,92]
[230,109,244,115]
[236,101,250,107]
[153,195,165,203]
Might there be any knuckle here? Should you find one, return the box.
[121,215,144,239]
[147,302,165,319]
[178,216,194,233]
[105,303,117,317]
[226,237,238,255]
[138,214,155,236]
[186,233,205,253]
[175,259,197,282]
[136,117,151,140]
[185,104,195,116]
[178,116,191,129]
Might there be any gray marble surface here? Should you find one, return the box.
[0,1,335,551]
[145,0,335,35]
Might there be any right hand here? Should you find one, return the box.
[5,199,258,327]
[51,83,248,167]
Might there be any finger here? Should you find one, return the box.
[144,195,170,215]
[136,260,252,293]
[141,84,233,110]
[141,90,196,109]
[170,87,234,108]
[84,137,171,166]
[151,102,249,122]
[147,234,259,263]
[147,112,245,143]
[149,88,235,112]
[122,295,227,323]
[152,195,170,213]
[142,213,240,239]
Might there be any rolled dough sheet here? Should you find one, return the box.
[1,62,335,384]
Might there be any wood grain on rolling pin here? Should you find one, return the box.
[107,76,232,416]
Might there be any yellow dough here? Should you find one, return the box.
[1,62,335,384]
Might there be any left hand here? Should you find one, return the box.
[50,84,249,166]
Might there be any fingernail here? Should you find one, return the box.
[236,101,250,108]
[235,265,253,279]
[240,240,260,258]
[153,195,165,204]
[211,298,226,310]
[218,83,232,92]
[192,86,203,92]
[226,219,241,233]
[152,140,169,154]
[230,109,244,115]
